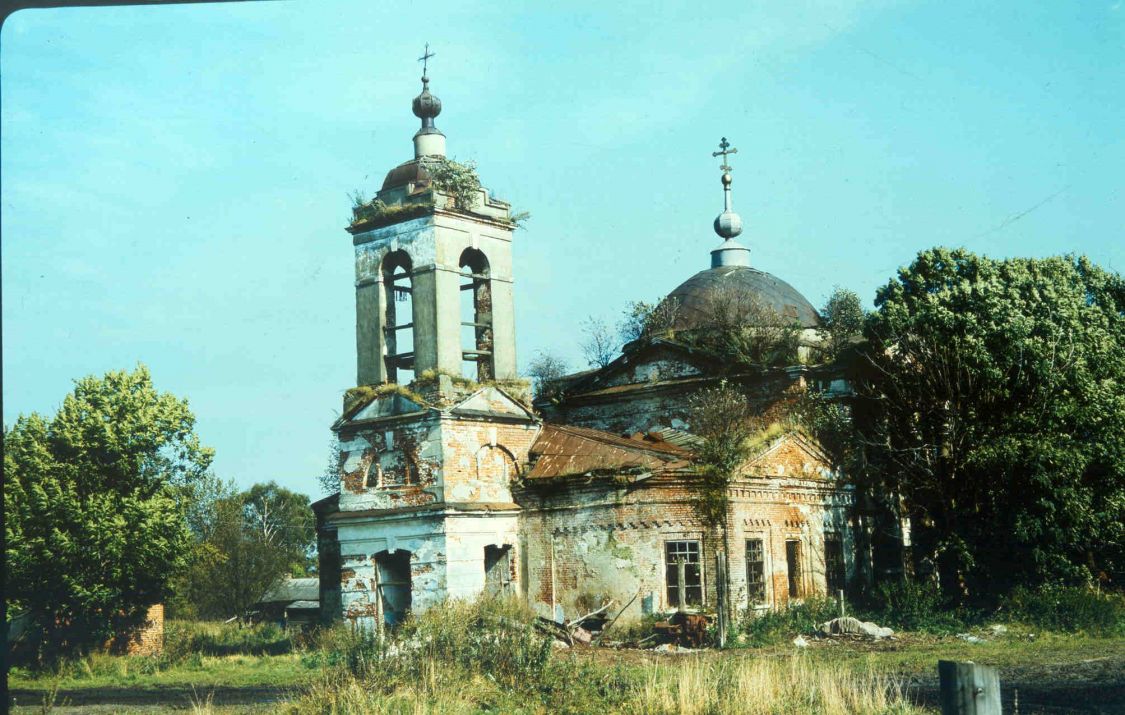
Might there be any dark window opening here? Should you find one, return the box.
[459,248,494,381]
[825,535,846,595]
[665,540,703,608]
[374,549,412,627]
[383,250,415,384]
[484,544,514,597]
[745,539,766,604]
[785,540,802,599]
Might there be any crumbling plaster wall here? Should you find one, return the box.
[517,474,853,624]
[333,410,539,624]
[518,480,708,623]
[444,513,520,601]
[337,415,444,513]
[338,514,447,631]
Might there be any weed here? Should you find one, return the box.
[1000,585,1125,635]
[859,580,968,634]
[735,597,840,647]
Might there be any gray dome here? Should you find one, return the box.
[381,159,432,191]
[412,78,442,120]
[665,265,821,330]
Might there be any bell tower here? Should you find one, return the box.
[348,54,518,386]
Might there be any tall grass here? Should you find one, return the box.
[287,654,922,715]
[628,656,919,715]
[285,596,923,714]
[165,619,294,658]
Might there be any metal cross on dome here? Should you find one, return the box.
[712,137,738,173]
[418,43,435,79]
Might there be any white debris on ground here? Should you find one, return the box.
[989,624,1008,635]
[651,643,695,654]
[957,633,985,643]
[817,617,894,640]
[792,635,809,648]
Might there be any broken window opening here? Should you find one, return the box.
[383,250,415,384]
[825,535,846,595]
[458,248,494,381]
[745,538,766,605]
[374,549,412,628]
[785,539,802,599]
[364,461,381,489]
[665,540,703,609]
[483,544,514,597]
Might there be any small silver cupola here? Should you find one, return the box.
[710,137,750,268]
[412,43,446,159]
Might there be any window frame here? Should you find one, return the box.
[664,539,704,609]
[785,538,802,599]
[824,534,846,595]
[745,537,767,605]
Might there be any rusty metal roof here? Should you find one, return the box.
[526,424,691,480]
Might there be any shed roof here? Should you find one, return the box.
[259,577,319,605]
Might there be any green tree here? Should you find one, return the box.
[243,481,316,576]
[859,248,1125,599]
[820,286,865,361]
[4,365,213,661]
[178,482,315,619]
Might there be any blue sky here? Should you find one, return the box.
[3,1,1123,498]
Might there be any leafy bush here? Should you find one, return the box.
[1000,586,1125,635]
[736,597,839,647]
[425,157,482,210]
[857,580,968,634]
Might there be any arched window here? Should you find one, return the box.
[475,444,517,483]
[459,248,493,380]
[383,250,414,383]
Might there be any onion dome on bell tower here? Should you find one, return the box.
[411,43,446,159]
[710,137,750,268]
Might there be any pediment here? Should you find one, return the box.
[450,386,537,421]
[350,393,427,422]
[743,430,833,479]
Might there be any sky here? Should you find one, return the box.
[3,0,1123,498]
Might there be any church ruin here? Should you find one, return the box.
[313,58,860,630]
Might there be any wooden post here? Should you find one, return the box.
[675,557,687,610]
[938,660,1002,715]
[550,537,558,622]
[716,550,728,648]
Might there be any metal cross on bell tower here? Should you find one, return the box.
[418,43,435,79]
[712,137,738,173]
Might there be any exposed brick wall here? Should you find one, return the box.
[441,420,539,503]
[110,604,163,656]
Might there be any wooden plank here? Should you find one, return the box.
[938,660,1002,715]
